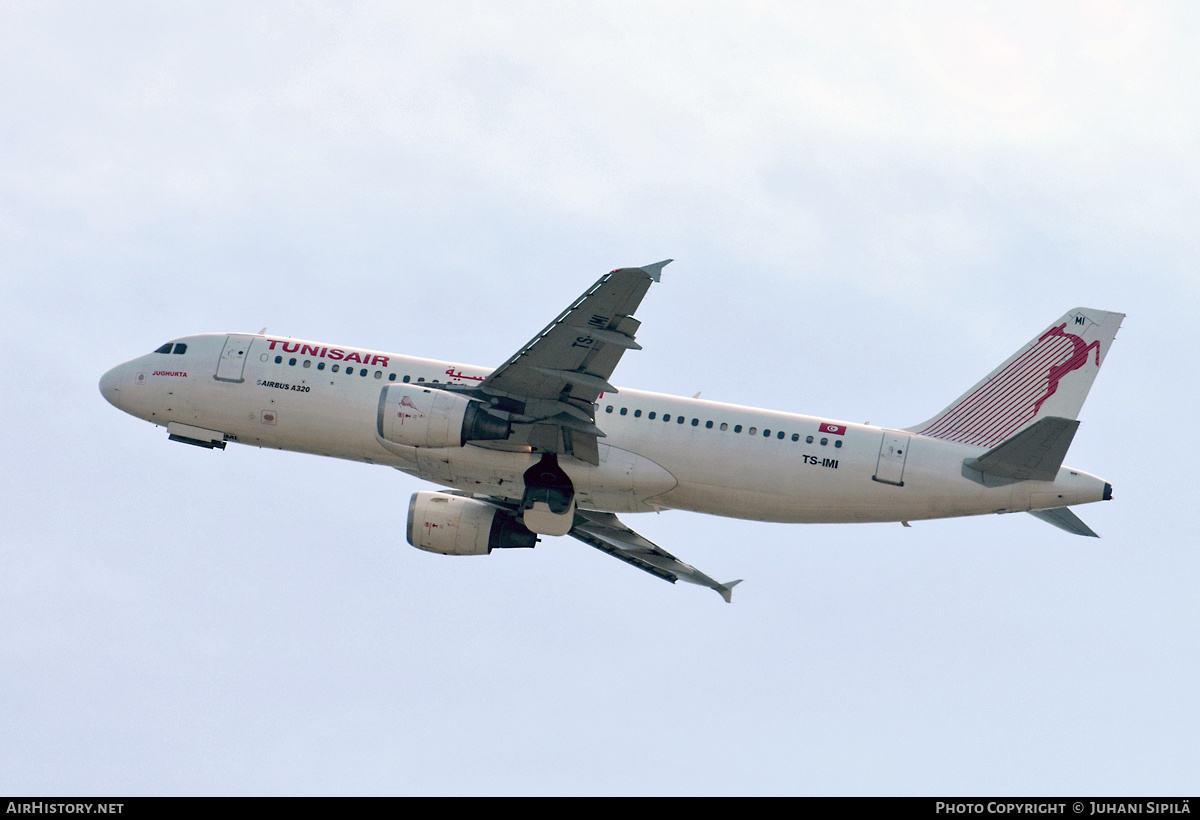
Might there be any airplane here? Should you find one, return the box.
[99,261,1123,602]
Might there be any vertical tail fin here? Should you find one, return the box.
[906,308,1124,448]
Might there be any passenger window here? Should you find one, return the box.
[677,416,685,425]
[720,423,728,431]
[620,407,627,416]
[274,355,282,364]
[289,358,296,366]
[332,364,340,372]
[705,421,713,429]
[303,360,311,368]
[318,362,325,370]
[606,406,613,413]
[763,429,771,437]
[806,435,814,444]
[173,343,187,355]
[403,375,410,383]
[417,377,425,382]
[791,433,799,441]
[389,373,396,381]
[820,438,828,446]
[634,410,642,418]
[835,440,842,448]
[749,427,757,435]
[154,343,173,354]
[375,371,382,379]
[734,425,742,433]
[663,414,670,422]
[777,431,785,439]
[691,418,699,426]
[648,412,656,420]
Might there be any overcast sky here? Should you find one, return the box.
[2,1,1197,795]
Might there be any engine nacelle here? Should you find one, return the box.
[378,386,509,448]
[406,491,538,556]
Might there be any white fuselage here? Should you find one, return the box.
[99,333,1110,525]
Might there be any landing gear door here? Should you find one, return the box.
[215,334,256,383]
[873,432,910,486]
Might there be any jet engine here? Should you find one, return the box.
[406,491,538,556]
[378,386,510,448]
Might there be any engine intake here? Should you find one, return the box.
[406,492,538,556]
[378,386,510,448]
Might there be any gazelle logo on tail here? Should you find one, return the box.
[1033,324,1101,416]
[909,308,1125,448]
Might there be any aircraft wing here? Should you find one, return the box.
[473,261,670,465]
[569,510,742,602]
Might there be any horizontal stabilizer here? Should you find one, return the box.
[965,416,1079,481]
[1027,507,1099,537]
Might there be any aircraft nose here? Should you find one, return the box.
[99,366,123,409]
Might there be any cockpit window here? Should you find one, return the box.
[154,343,173,354]
[173,343,187,355]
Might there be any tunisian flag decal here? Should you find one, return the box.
[818,422,846,436]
